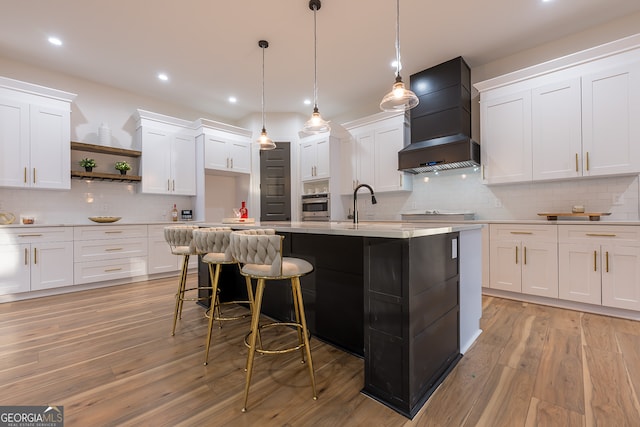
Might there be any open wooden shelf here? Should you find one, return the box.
[71,171,142,182]
[71,141,141,157]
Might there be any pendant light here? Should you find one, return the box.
[302,0,330,134]
[380,0,419,112]
[257,40,276,150]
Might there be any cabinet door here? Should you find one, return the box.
[171,134,196,195]
[204,136,230,170]
[521,241,558,298]
[229,140,251,174]
[489,240,522,292]
[315,138,330,179]
[340,139,356,194]
[481,91,532,184]
[30,241,74,291]
[601,244,640,311]
[300,141,316,181]
[582,63,640,176]
[29,104,71,189]
[374,125,406,192]
[0,98,30,188]
[0,244,31,294]
[558,242,601,305]
[355,131,375,188]
[148,236,179,274]
[140,128,171,194]
[532,79,582,181]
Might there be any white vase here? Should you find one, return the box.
[98,123,111,145]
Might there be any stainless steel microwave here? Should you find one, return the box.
[301,193,330,221]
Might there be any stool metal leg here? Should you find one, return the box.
[171,254,190,336]
[242,278,266,412]
[204,263,222,365]
[292,276,317,400]
[291,280,306,363]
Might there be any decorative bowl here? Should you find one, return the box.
[89,216,121,223]
[0,212,16,225]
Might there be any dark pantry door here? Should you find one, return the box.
[260,142,291,221]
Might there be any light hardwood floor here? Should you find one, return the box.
[1,275,640,426]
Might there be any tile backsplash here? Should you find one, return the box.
[352,167,640,221]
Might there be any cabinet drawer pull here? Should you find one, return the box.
[24,167,27,183]
[105,248,123,252]
[575,153,578,172]
[586,152,590,171]
[33,167,36,184]
[586,233,617,237]
[24,248,28,265]
[605,251,609,273]
[510,231,533,235]
[230,158,234,169]
[105,231,123,234]
[18,234,43,237]
[593,250,597,272]
[104,267,122,272]
[167,179,170,191]
[172,180,175,191]
[515,246,518,264]
[33,247,37,264]
[523,246,527,265]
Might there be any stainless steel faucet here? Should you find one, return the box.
[353,184,377,224]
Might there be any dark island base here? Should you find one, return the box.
[198,230,461,418]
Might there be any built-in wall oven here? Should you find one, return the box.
[301,193,330,221]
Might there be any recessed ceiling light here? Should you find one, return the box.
[48,36,62,46]
[157,73,169,82]
[303,99,311,105]
[228,96,237,103]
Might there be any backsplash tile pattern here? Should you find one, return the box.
[355,167,640,221]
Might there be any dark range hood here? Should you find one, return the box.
[398,57,480,174]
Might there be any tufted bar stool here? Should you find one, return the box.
[192,227,255,365]
[230,229,317,412]
[164,225,200,335]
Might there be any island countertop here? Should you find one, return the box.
[199,220,484,239]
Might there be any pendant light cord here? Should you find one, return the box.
[261,43,266,131]
[395,0,401,79]
[312,3,319,110]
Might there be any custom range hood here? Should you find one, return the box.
[398,57,480,174]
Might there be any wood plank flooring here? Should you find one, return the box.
[1,276,640,426]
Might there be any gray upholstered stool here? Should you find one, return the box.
[230,229,317,412]
[192,227,255,365]
[164,225,199,335]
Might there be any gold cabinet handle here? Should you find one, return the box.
[482,164,485,180]
[586,233,617,237]
[230,158,234,169]
[575,153,579,172]
[594,250,597,272]
[33,167,36,184]
[167,179,170,191]
[523,246,527,265]
[510,231,533,235]
[18,234,43,237]
[105,248,123,252]
[24,167,27,183]
[515,246,519,264]
[24,248,29,265]
[173,180,175,191]
[105,231,123,234]
[104,267,122,272]
[33,247,37,264]
[606,251,609,273]
[586,152,590,171]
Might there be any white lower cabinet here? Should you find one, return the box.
[489,224,558,298]
[0,227,74,295]
[74,225,148,285]
[559,225,640,310]
[147,224,197,274]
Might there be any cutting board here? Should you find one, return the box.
[537,212,611,221]
[221,218,255,224]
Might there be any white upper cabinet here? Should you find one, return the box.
[136,109,196,196]
[341,112,412,193]
[480,91,532,184]
[581,63,640,177]
[199,119,252,175]
[0,77,75,189]
[532,78,582,181]
[300,134,331,181]
[475,37,640,184]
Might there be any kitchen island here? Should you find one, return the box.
[198,220,483,418]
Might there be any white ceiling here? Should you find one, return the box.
[2,0,639,123]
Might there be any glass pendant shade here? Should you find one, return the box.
[380,0,419,112]
[380,77,419,112]
[303,107,330,134]
[258,128,276,150]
